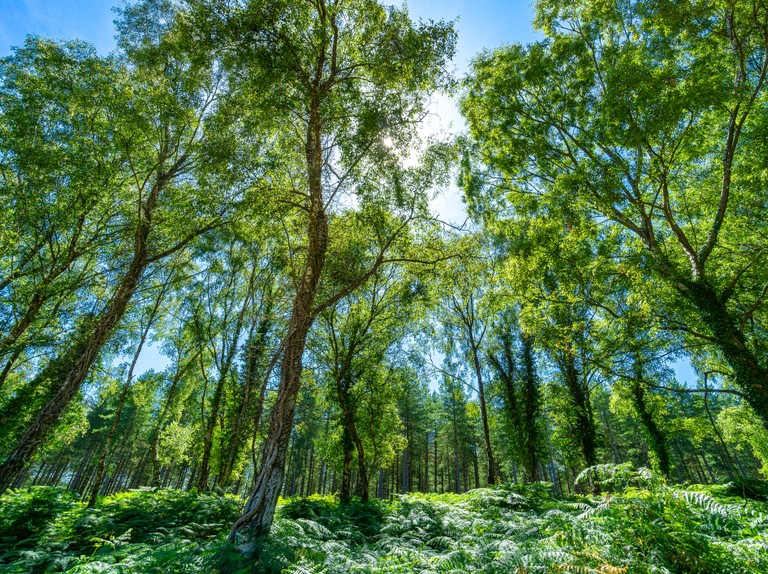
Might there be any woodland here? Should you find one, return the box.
[2,0,768,572]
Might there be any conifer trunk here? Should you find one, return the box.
[562,351,597,468]
[520,336,541,482]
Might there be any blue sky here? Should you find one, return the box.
[0,0,117,55]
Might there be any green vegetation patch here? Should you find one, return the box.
[1,481,767,573]
[0,487,240,573]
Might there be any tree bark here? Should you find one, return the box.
[520,335,541,482]
[468,331,496,485]
[228,87,328,549]
[88,283,166,507]
[682,279,768,427]
[629,375,670,478]
[562,351,597,468]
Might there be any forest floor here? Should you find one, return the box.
[1,479,767,573]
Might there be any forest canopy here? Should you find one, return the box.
[2,0,768,572]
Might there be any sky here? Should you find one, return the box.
[0,0,697,384]
[0,0,541,60]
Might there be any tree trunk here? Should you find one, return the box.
[228,90,328,549]
[218,300,273,487]
[629,374,670,478]
[468,332,496,485]
[520,335,541,482]
[340,421,354,503]
[198,370,226,492]
[0,169,169,494]
[562,351,597,468]
[336,372,369,503]
[683,279,768,426]
[88,281,165,507]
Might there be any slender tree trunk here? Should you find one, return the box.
[218,299,273,487]
[629,375,670,478]
[199,270,254,491]
[0,168,171,494]
[340,424,354,503]
[337,374,369,503]
[468,332,495,485]
[88,282,165,507]
[229,89,328,548]
[306,445,314,496]
[401,447,409,494]
[452,398,461,493]
[520,336,542,482]
[562,351,597,468]
[424,431,429,493]
[433,431,438,492]
[198,371,226,492]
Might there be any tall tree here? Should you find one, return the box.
[462,0,768,426]
[0,0,255,492]
[212,0,455,547]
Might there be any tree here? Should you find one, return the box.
[489,323,545,482]
[212,0,455,547]
[462,0,768,427]
[438,245,498,485]
[316,265,418,502]
[0,0,255,492]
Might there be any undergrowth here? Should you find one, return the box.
[1,468,767,573]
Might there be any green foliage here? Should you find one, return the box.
[0,488,239,573]
[719,405,768,478]
[0,487,79,548]
[2,481,767,573]
[261,480,768,574]
[575,462,664,493]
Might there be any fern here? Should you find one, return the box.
[1,479,767,573]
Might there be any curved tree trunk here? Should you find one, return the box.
[682,279,768,427]
[88,277,167,506]
[629,375,670,478]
